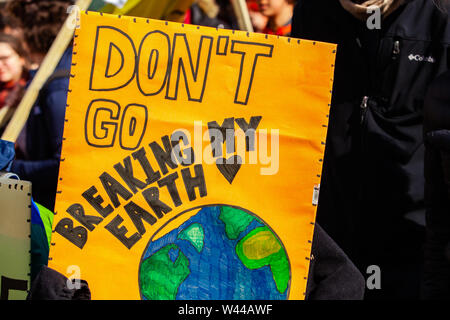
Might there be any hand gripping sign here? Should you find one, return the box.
[48,11,336,300]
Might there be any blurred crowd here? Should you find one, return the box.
[0,0,449,300]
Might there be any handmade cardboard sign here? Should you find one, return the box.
[49,11,336,300]
[0,178,31,300]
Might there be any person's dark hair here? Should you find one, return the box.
[0,33,28,60]
[0,12,22,33]
[6,0,73,54]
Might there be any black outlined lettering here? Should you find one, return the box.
[208,118,235,157]
[90,26,137,91]
[85,101,147,150]
[55,218,88,249]
[216,36,229,55]
[84,99,120,148]
[105,215,141,249]
[149,136,178,175]
[99,172,133,208]
[171,130,195,166]
[66,203,103,232]
[119,104,148,150]
[105,42,124,78]
[113,156,148,193]
[235,116,262,151]
[132,147,162,184]
[136,31,171,96]
[157,172,182,207]
[82,185,114,218]
[124,201,157,235]
[230,41,273,105]
[142,187,173,219]
[166,34,213,102]
[181,165,207,201]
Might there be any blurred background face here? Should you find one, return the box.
[0,42,24,83]
[248,0,269,32]
[257,0,287,17]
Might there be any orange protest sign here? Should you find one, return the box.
[48,11,336,300]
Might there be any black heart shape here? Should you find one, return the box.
[216,155,242,184]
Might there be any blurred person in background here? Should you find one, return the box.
[248,0,268,33]
[292,0,449,299]
[184,0,231,28]
[258,0,295,36]
[0,7,33,67]
[6,0,74,212]
[0,33,29,131]
[0,34,28,109]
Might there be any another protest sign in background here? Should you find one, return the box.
[0,178,31,300]
[48,11,336,300]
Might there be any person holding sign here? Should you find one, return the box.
[292,0,449,299]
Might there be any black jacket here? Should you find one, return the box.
[306,224,365,300]
[292,0,450,265]
[422,70,450,299]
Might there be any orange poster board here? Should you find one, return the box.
[49,11,336,300]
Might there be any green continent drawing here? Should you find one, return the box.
[139,244,190,300]
[219,206,258,239]
[177,223,205,253]
[235,226,290,293]
[139,206,290,299]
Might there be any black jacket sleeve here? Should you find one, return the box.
[422,71,450,300]
[27,266,90,300]
[306,224,366,300]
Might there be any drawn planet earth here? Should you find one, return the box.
[138,205,290,300]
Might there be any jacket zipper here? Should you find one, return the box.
[360,41,400,126]
[360,96,369,125]
[392,40,400,60]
